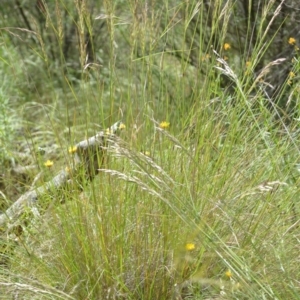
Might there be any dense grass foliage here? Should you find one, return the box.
[0,0,299,299]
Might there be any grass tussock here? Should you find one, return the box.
[0,0,300,299]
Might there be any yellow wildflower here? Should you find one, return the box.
[289,71,296,78]
[246,61,251,67]
[224,43,231,50]
[225,269,232,278]
[287,80,293,86]
[288,37,296,45]
[119,122,126,130]
[185,243,196,251]
[159,121,170,129]
[144,151,151,156]
[68,146,77,154]
[44,160,54,168]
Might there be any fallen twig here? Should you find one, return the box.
[0,121,124,232]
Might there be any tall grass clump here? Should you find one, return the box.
[0,0,300,299]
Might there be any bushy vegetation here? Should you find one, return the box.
[0,0,299,299]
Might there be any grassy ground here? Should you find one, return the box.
[0,1,299,299]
